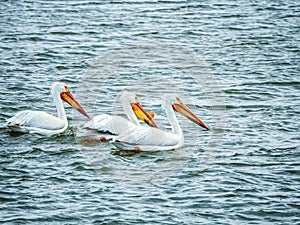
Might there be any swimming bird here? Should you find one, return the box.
[83,91,157,139]
[6,82,90,136]
[112,95,210,151]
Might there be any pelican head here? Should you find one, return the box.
[51,82,90,118]
[120,91,158,128]
[172,96,210,130]
[131,96,158,128]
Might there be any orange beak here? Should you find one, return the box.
[172,97,209,130]
[131,97,158,128]
[60,91,90,118]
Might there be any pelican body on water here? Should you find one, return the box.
[83,91,157,139]
[113,95,210,151]
[6,82,89,136]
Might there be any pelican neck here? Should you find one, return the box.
[163,99,182,136]
[52,91,68,124]
[121,93,139,125]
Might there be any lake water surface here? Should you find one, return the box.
[1,0,299,224]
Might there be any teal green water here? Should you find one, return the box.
[1,1,299,224]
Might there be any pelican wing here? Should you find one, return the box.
[83,114,138,135]
[113,126,181,151]
[6,110,65,131]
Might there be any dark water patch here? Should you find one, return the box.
[48,148,77,156]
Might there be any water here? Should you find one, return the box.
[1,0,299,224]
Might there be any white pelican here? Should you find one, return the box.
[112,95,210,151]
[83,91,157,140]
[6,82,90,136]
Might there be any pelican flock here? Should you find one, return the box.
[7,83,210,152]
[6,82,89,136]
